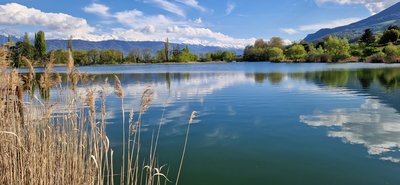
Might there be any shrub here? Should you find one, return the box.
[383,44,400,63]
[367,52,386,63]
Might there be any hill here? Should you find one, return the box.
[304,2,400,42]
[0,36,243,55]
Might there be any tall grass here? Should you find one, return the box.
[0,47,194,185]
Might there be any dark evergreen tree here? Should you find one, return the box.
[360,29,375,44]
[34,31,47,64]
[387,25,400,31]
[164,38,170,62]
[7,35,13,46]
[68,36,73,51]
[21,33,34,60]
[379,29,399,44]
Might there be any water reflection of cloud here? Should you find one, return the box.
[300,99,400,163]
[122,73,252,107]
[164,105,188,124]
[280,78,362,100]
[227,105,236,116]
[69,73,252,126]
[204,127,239,146]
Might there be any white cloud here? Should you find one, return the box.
[282,17,361,34]
[82,3,256,48]
[194,17,202,24]
[299,17,361,31]
[226,2,236,15]
[146,0,186,17]
[281,28,298,35]
[0,2,257,48]
[83,3,111,17]
[175,0,205,12]
[314,0,399,14]
[166,26,256,47]
[114,9,175,29]
[0,3,95,38]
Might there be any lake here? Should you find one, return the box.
[34,62,400,185]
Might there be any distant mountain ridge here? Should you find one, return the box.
[304,2,400,42]
[0,36,243,54]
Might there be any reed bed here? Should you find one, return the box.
[0,47,195,185]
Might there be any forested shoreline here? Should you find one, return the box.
[244,26,400,63]
[3,25,400,67]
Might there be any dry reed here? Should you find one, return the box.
[0,47,192,185]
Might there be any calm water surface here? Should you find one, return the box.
[42,63,400,185]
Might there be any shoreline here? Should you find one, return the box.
[31,61,400,69]
[49,61,400,68]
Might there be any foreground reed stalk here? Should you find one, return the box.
[175,111,197,185]
[0,47,193,185]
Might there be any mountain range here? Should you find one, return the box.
[0,36,243,55]
[3,2,399,51]
[304,2,400,42]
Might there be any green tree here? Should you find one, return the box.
[68,36,73,51]
[360,29,375,44]
[87,49,100,65]
[368,52,386,63]
[324,36,350,62]
[350,43,363,58]
[9,42,22,67]
[266,47,285,62]
[222,51,236,61]
[363,46,381,57]
[379,29,399,44]
[268,37,284,49]
[156,49,166,62]
[387,25,400,31]
[73,50,88,66]
[142,48,153,63]
[176,46,197,62]
[383,44,400,62]
[286,44,306,62]
[172,45,181,61]
[199,53,205,62]
[23,33,30,45]
[254,39,267,48]
[21,33,34,60]
[125,49,141,63]
[164,38,170,62]
[99,49,116,64]
[307,44,325,62]
[7,35,13,46]
[115,50,124,64]
[53,49,68,64]
[206,52,212,61]
[243,46,266,61]
[34,31,47,64]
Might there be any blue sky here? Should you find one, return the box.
[0,0,398,48]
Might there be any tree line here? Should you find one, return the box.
[5,31,237,67]
[243,25,400,63]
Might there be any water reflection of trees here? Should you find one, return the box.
[246,68,400,91]
[24,68,400,101]
[289,68,400,90]
[247,72,285,84]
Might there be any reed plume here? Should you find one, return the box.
[67,49,74,73]
[0,47,190,185]
[176,111,197,185]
